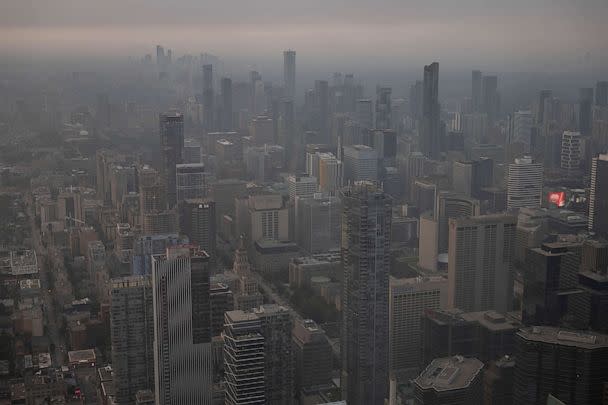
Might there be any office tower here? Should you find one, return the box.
[410,80,423,120]
[508,110,533,153]
[305,145,333,178]
[256,305,294,405]
[178,200,216,260]
[232,237,264,310]
[287,175,318,202]
[250,115,274,146]
[597,81,608,106]
[483,355,515,405]
[203,64,214,132]
[295,194,341,254]
[292,319,333,394]
[160,111,184,208]
[110,276,154,405]
[340,182,391,405]
[343,144,378,183]
[152,247,212,405]
[482,75,499,122]
[579,87,594,135]
[452,159,493,198]
[537,90,553,124]
[461,112,488,144]
[513,326,608,405]
[223,310,266,405]
[246,194,289,242]
[183,138,201,164]
[176,163,209,202]
[372,129,397,164]
[448,214,517,313]
[283,50,296,100]
[356,99,373,129]
[507,156,543,210]
[252,79,266,115]
[421,62,441,160]
[376,87,392,130]
[589,153,608,236]
[220,77,233,131]
[318,152,343,195]
[389,276,446,376]
[560,130,582,172]
[522,240,581,326]
[413,356,484,405]
[156,45,165,68]
[315,80,330,142]
[435,192,481,254]
[209,283,233,336]
[472,70,482,113]
[420,309,520,368]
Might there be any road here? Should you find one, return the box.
[26,194,67,368]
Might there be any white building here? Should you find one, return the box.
[560,130,582,172]
[507,156,543,210]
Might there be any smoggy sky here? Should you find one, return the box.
[2,0,607,72]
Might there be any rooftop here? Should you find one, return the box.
[517,326,608,349]
[415,356,484,392]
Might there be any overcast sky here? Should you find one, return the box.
[2,0,607,72]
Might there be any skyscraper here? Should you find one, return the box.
[507,156,543,210]
[343,145,378,183]
[482,75,499,122]
[579,87,594,135]
[596,81,608,106]
[315,80,329,143]
[292,319,333,394]
[472,70,482,113]
[560,130,582,172]
[341,182,391,405]
[421,62,441,160]
[375,87,392,130]
[513,326,608,405]
[537,90,553,124]
[178,200,216,261]
[295,194,341,254]
[175,163,209,202]
[220,77,233,131]
[203,64,214,132]
[588,153,608,236]
[152,246,212,405]
[448,214,517,313]
[110,276,154,405]
[283,50,296,101]
[159,111,184,208]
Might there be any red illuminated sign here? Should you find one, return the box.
[548,192,566,207]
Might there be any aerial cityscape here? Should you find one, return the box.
[0,1,608,404]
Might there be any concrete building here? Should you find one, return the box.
[159,111,184,208]
[176,163,209,202]
[341,182,391,405]
[293,319,333,394]
[247,194,289,243]
[413,356,484,405]
[251,115,274,146]
[507,156,543,210]
[318,153,343,196]
[283,50,296,100]
[295,194,341,254]
[152,247,212,405]
[110,276,154,405]
[560,130,582,172]
[588,153,608,236]
[389,276,447,377]
[435,192,481,254]
[448,214,517,313]
[287,175,318,202]
[355,99,373,129]
[343,145,378,183]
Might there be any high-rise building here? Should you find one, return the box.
[483,355,515,405]
[472,70,482,113]
[341,182,391,405]
[220,77,233,131]
[413,356,484,405]
[588,153,608,236]
[283,50,296,100]
[179,199,216,261]
[202,64,214,132]
[435,192,481,254]
[452,158,493,198]
[389,276,447,376]
[343,144,378,183]
[176,163,209,202]
[355,99,373,129]
[160,111,184,208]
[375,87,392,130]
[295,194,341,254]
[579,87,594,135]
[287,175,318,202]
[421,62,441,160]
[317,152,343,195]
[223,310,266,405]
[537,90,553,124]
[152,246,212,405]
[209,282,233,336]
[508,110,533,153]
[507,156,543,210]
[292,319,333,394]
[513,326,608,405]
[522,240,582,326]
[482,75,499,122]
[560,130,582,172]
[110,276,154,405]
[315,80,330,143]
[448,214,517,313]
[596,81,608,106]
[183,138,202,164]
